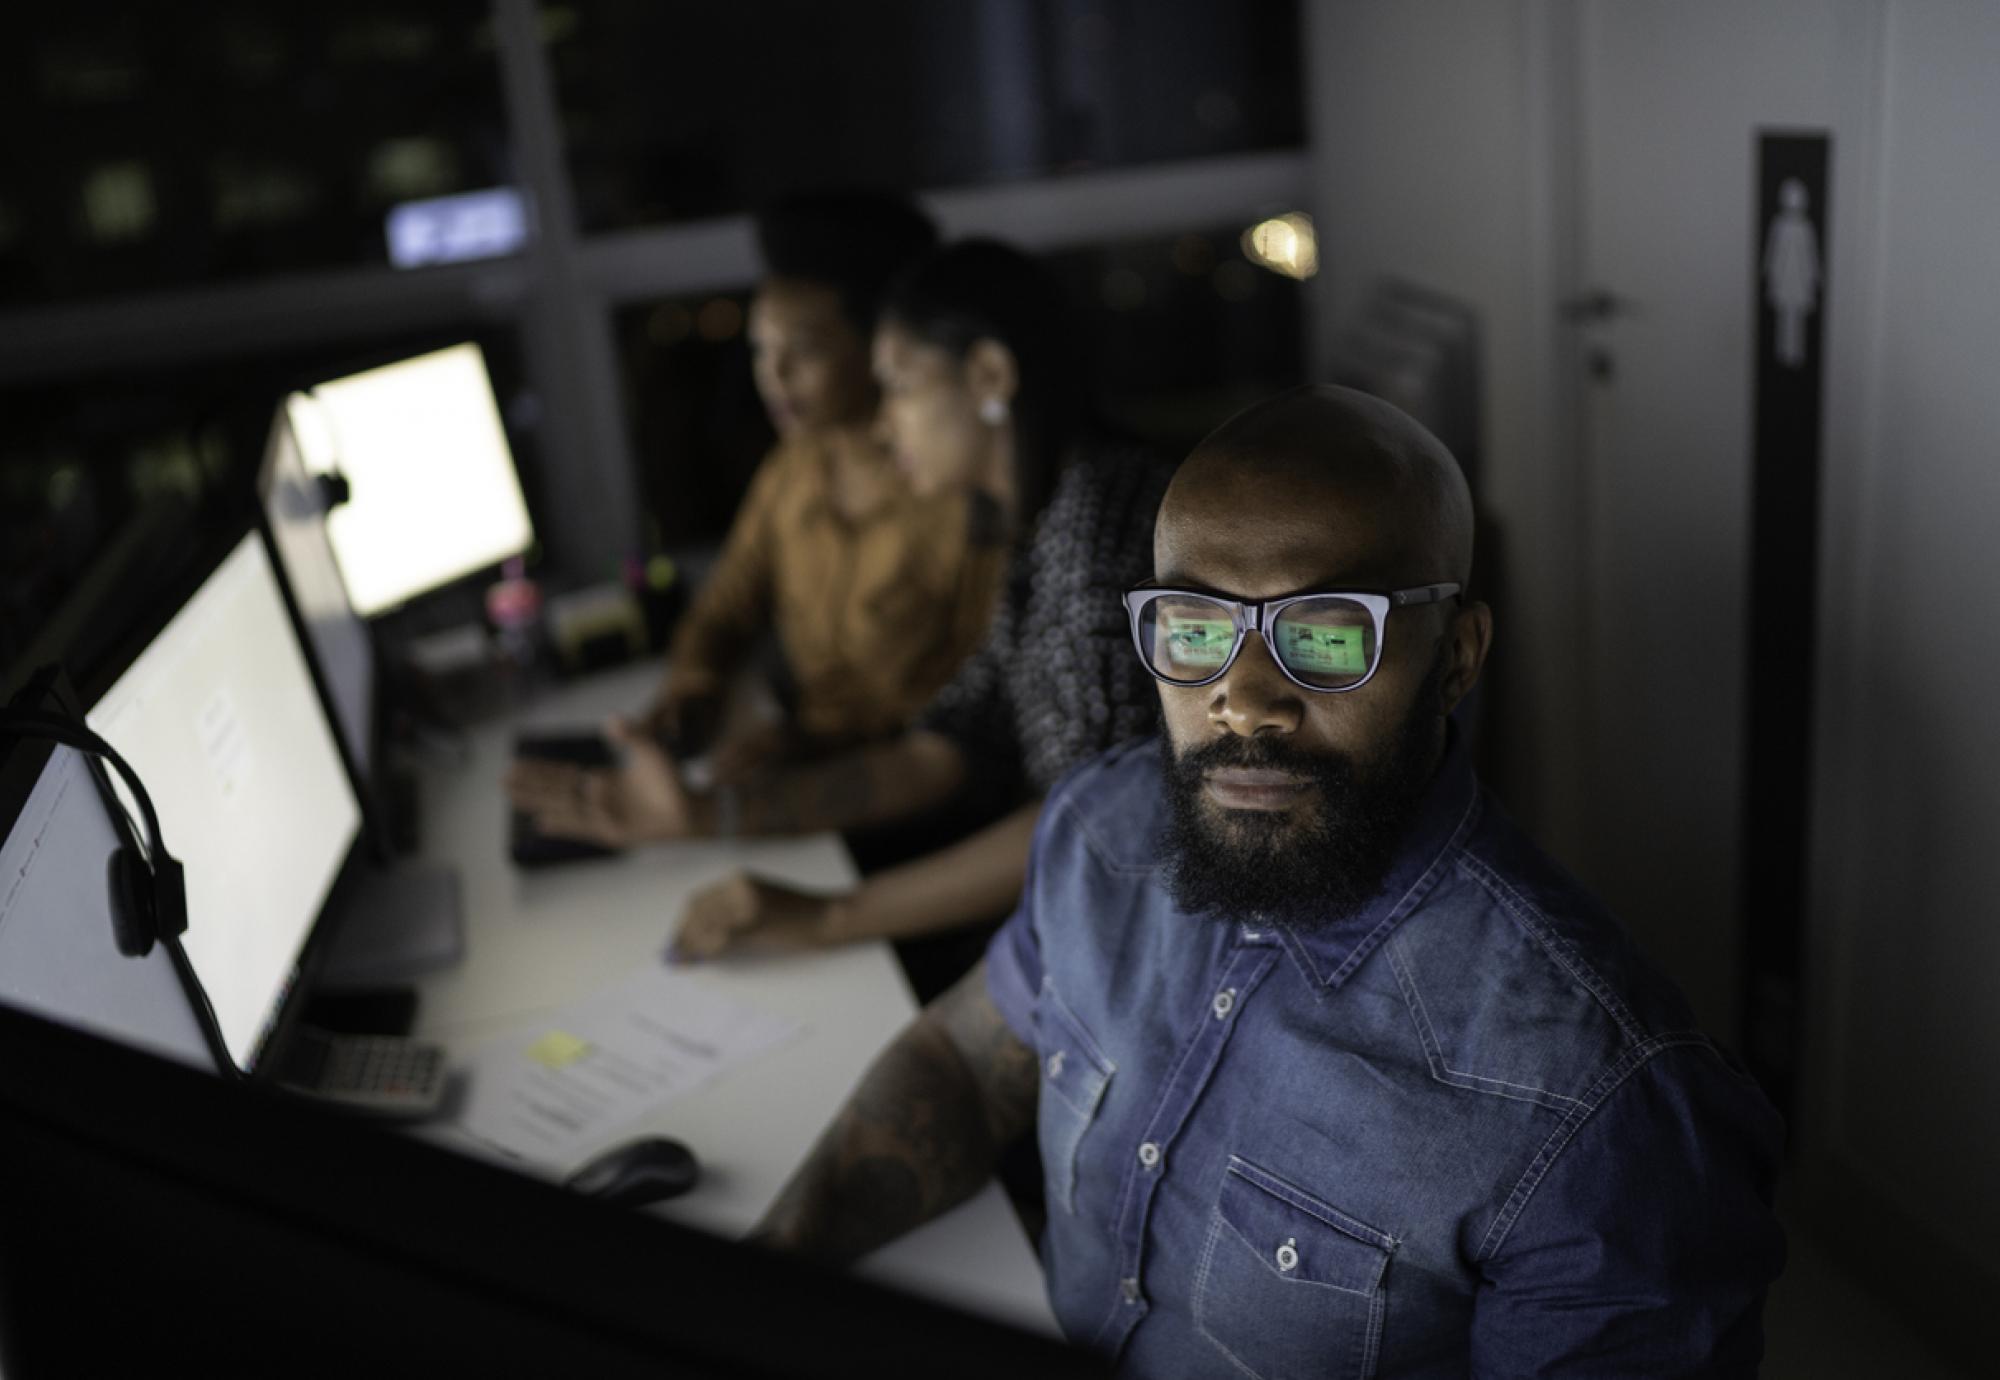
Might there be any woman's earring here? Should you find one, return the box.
[979,396,1010,427]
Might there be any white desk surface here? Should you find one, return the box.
[403,659,1055,1336]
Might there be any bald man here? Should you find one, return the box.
[756,388,1786,1377]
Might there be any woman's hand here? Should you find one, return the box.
[505,715,697,846]
[670,872,848,962]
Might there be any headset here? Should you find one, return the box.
[0,701,238,1079]
[0,708,187,960]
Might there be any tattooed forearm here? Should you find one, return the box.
[755,1155,926,1263]
[938,966,1040,1148]
[753,963,1036,1263]
[752,1019,993,1262]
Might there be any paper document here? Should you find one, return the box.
[454,968,803,1167]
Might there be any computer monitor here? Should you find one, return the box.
[0,671,215,1072]
[289,341,535,618]
[256,403,377,788]
[85,532,361,1072]
[256,400,467,981]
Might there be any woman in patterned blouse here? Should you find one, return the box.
[509,240,1172,965]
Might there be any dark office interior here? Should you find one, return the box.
[1,3,1994,1376]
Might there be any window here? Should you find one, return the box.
[1046,225,1308,455]
[0,328,533,680]
[613,288,770,550]
[0,4,513,307]
[549,0,1304,233]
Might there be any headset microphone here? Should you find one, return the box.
[0,708,188,959]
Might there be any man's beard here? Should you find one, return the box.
[1158,660,1445,929]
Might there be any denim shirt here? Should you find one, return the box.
[986,735,1786,1379]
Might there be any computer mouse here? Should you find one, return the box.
[564,1136,700,1207]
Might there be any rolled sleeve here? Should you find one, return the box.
[1471,1042,1788,1377]
[982,908,1040,1047]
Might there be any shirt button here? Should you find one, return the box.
[1120,1277,1142,1305]
[1276,1237,1300,1272]
[1212,988,1237,1019]
[1046,1050,1065,1080]
[1137,1141,1161,1168]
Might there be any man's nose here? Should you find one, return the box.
[1210,632,1302,737]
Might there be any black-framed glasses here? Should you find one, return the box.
[1123,582,1461,693]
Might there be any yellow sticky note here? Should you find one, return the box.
[526,1029,592,1069]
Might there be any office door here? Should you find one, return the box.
[1561,0,1874,1040]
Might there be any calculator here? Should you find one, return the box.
[277,1025,450,1120]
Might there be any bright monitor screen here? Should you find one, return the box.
[290,342,534,617]
[0,743,213,1071]
[87,535,361,1071]
[259,409,376,784]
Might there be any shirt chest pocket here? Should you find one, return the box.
[1194,1155,1397,1380]
[1032,983,1114,1217]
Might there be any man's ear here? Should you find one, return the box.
[964,338,1020,408]
[1437,600,1493,717]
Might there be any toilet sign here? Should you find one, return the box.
[1763,178,1821,368]
[1760,147,1826,372]
[1741,130,1830,1115]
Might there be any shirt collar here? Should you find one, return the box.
[1253,725,1482,993]
[798,431,902,528]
